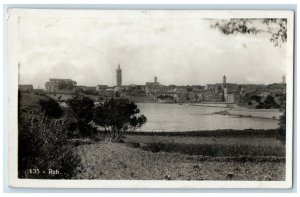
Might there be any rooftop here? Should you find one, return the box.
[49,78,74,82]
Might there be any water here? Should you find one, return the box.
[136,103,279,132]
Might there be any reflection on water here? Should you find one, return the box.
[136,103,279,132]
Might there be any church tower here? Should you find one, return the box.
[116,64,122,87]
[223,75,226,86]
[154,76,158,83]
[282,75,286,84]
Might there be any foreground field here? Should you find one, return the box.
[75,132,285,180]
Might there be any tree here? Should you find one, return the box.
[39,98,63,119]
[66,95,95,136]
[212,18,287,47]
[93,98,147,138]
[129,115,147,131]
[264,94,279,109]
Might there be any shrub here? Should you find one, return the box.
[264,95,279,109]
[277,94,286,144]
[18,114,81,179]
[277,111,286,144]
[140,142,285,158]
[39,98,63,119]
[66,95,95,136]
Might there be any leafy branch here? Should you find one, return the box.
[212,18,287,47]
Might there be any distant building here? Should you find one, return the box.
[96,85,108,91]
[33,88,45,93]
[224,87,240,103]
[145,84,188,103]
[199,76,241,103]
[114,86,121,92]
[282,75,286,84]
[45,78,77,93]
[75,85,84,91]
[222,76,240,103]
[104,88,115,97]
[76,86,97,92]
[198,89,224,102]
[116,64,122,87]
[146,76,160,86]
[124,85,146,96]
[223,75,226,86]
[19,84,33,92]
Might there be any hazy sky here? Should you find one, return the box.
[18,11,287,88]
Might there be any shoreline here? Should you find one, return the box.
[212,107,282,120]
[120,129,279,137]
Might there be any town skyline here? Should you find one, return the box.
[20,69,285,90]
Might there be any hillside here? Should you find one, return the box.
[18,92,51,113]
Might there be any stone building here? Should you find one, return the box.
[45,78,77,93]
[224,87,241,103]
[145,76,160,87]
[96,85,108,91]
[76,86,97,92]
[19,84,33,92]
[197,89,224,102]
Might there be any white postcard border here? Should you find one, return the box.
[7,9,294,188]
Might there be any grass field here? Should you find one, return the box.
[75,140,285,180]
[75,130,285,180]
[122,132,285,158]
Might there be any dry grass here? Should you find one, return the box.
[123,134,285,158]
[75,142,285,180]
[74,130,285,180]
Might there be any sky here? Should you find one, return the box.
[18,11,287,88]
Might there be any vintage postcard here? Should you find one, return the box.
[7,9,294,188]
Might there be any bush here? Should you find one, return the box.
[39,98,63,119]
[141,142,285,158]
[264,95,279,109]
[66,95,95,136]
[93,98,147,138]
[277,111,286,143]
[277,94,286,144]
[18,114,81,179]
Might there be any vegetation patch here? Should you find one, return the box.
[139,142,285,158]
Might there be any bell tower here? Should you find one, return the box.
[223,75,226,86]
[116,64,122,87]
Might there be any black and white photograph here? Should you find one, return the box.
[7,9,294,188]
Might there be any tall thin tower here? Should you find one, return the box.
[223,75,226,86]
[282,75,286,84]
[116,64,122,87]
[154,76,158,83]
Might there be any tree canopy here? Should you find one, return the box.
[39,98,63,119]
[93,98,147,138]
[66,95,95,136]
[212,18,287,47]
